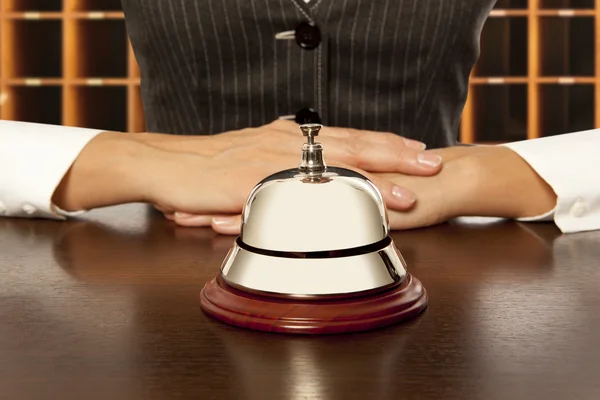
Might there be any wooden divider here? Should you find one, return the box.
[0,0,144,133]
[529,0,540,140]
[0,0,598,142]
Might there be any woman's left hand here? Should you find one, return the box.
[166,146,558,235]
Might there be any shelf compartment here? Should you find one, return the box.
[539,84,594,136]
[65,0,123,11]
[2,20,62,78]
[1,86,62,125]
[494,0,528,8]
[2,0,62,11]
[475,17,528,77]
[66,19,127,78]
[471,84,528,143]
[65,86,127,132]
[539,0,594,8]
[539,16,595,76]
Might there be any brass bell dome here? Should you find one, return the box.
[219,124,409,298]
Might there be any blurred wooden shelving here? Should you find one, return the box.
[463,0,600,144]
[0,0,599,142]
[0,0,143,133]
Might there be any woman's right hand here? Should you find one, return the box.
[139,120,443,223]
[136,120,442,175]
[52,121,444,223]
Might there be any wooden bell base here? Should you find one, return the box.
[200,274,428,334]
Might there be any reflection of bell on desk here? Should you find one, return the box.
[200,124,428,334]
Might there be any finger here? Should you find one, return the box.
[212,215,242,235]
[164,212,175,221]
[321,126,427,152]
[354,145,443,175]
[366,173,418,211]
[321,126,425,152]
[331,162,417,211]
[174,213,214,227]
[272,121,428,157]
[388,210,421,231]
[319,130,442,176]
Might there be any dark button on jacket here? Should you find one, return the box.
[295,22,321,50]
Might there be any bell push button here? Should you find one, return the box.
[295,108,321,124]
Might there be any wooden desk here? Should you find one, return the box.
[1,204,599,400]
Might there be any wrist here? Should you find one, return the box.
[457,146,557,219]
[440,152,482,219]
[450,146,515,218]
[52,132,159,211]
[131,132,219,156]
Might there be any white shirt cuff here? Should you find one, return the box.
[0,120,104,219]
[501,129,600,233]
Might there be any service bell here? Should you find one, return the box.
[200,124,428,334]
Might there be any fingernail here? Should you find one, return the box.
[392,186,416,204]
[417,152,442,167]
[212,216,237,226]
[403,138,426,150]
[175,212,195,219]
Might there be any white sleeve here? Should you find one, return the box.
[500,129,600,234]
[0,120,104,220]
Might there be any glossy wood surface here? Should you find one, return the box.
[1,204,599,399]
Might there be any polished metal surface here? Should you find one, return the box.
[241,167,389,252]
[241,123,389,252]
[221,239,407,297]
[222,123,404,297]
[298,124,326,175]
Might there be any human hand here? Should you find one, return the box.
[184,145,558,235]
[138,120,443,224]
[145,146,444,224]
[382,145,558,230]
[51,126,441,223]
[136,120,442,177]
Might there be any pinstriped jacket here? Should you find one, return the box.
[121,0,496,148]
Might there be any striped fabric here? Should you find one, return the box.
[121,0,496,148]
